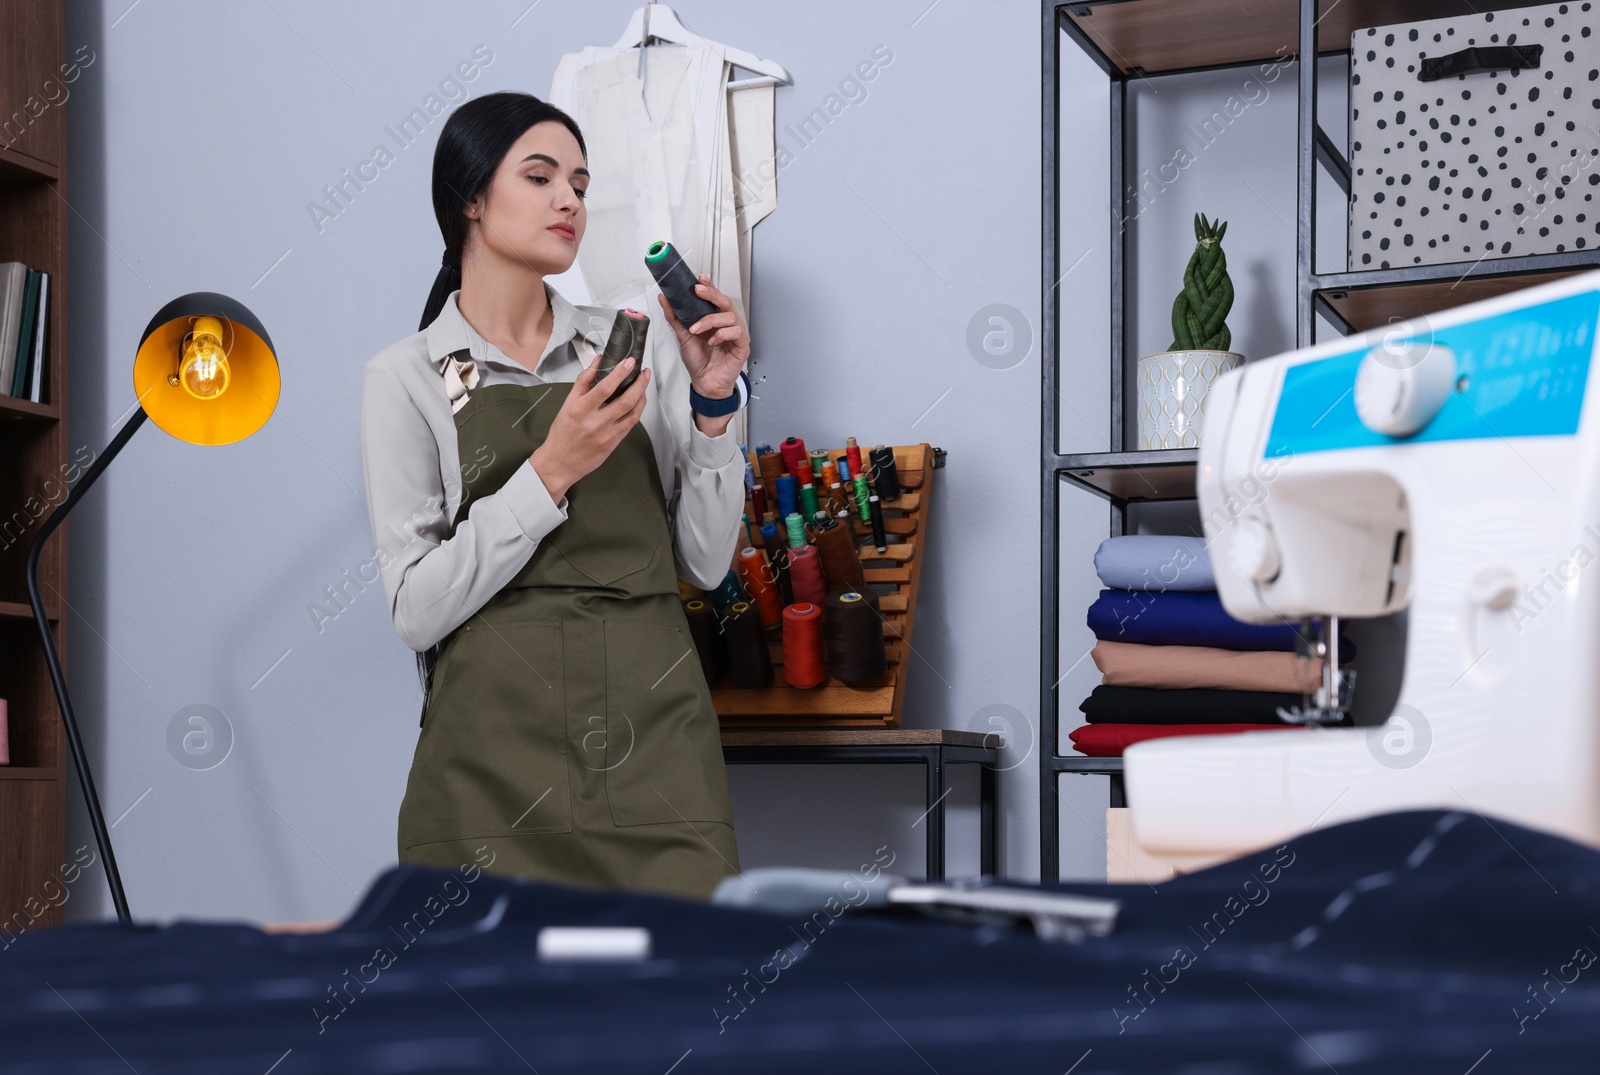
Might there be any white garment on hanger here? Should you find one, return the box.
[549,34,782,451]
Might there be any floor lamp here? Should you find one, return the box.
[26,292,280,925]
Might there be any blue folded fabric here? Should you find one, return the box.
[1087,588,1356,658]
[1093,535,1216,591]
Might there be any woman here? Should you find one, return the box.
[359,92,751,900]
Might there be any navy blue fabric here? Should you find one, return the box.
[4,811,1600,1071]
[1088,588,1358,657]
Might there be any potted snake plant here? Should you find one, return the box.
[1137,213,1245,450]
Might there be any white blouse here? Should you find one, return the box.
[359,285,746,653]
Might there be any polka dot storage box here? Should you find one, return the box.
[1347,1,1599,270]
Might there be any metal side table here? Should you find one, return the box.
[721,729,1000,881]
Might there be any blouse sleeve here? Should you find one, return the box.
[667,411,748,592]
[360,364,570,652]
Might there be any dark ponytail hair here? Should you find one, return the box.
[418,91,587,332]
[415,91,587,695]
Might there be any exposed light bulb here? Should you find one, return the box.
[179,316,231,400]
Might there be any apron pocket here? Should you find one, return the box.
[603,619,734,827]
[401,619,573,846]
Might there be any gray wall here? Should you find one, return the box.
[60,0,1045,923]
[59,0,1388,922]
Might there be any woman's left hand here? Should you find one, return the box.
[659,274,749,399]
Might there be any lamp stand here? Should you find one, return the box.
[26,407,148,926]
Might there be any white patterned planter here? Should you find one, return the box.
[1136,350,1244,450]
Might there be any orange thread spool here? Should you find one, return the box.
[737,546,783,628]
[782,602,827,688]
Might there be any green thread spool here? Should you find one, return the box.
[853,474,872,522]
[799,482,820,520]
[808,449,830,481]
[785,511,807,548]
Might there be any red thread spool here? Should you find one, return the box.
[780,436,808,477]
[789,545,828,606]
[751,483,768,520]
[845,437,863,478]
[782,602,827,688]
[737,546,783,628]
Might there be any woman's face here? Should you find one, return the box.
[464,120,589,276]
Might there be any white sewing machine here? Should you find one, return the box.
[1126,269,1600,870]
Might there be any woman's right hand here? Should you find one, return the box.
[529,357,651,503]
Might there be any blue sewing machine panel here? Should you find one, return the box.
[1266,288,1600,457]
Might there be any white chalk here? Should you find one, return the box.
[536,925,652,962]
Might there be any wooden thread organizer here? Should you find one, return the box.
[710,442,939,728]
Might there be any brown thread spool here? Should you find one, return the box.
[760,525,795,607]
[782,602,827,688]
[737,546,783,628]
[789,545,828,607]
[682,599,726,685]
[726,600,775,688]
[811,514,866,593]
[757,449,784,508]
[824,590,887,684]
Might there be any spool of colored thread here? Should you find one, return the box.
[846,436,863,478]
[869,445,901,503]
[781,602,827,689]
[780,436,808,477]
[757,445,783,506]
[789,545,828,606]
[812,514,866,592]
[761,522,795,606]
[868,494,888,552]
[776,474,800,520]
[821,460,840,489]
[737,546,783,628]
[682,598,728,685]
[824,591,887,685]
[853,475,872,522]
[710,569,745,610]
[837,457,851,483]
[825,481,847,517]
[751,483,768,521]
[798,482,820,520]
[808,449,830,482]
[726,601,775,688]
[785,511,807,549]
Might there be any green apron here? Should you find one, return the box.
[396,354,740,900]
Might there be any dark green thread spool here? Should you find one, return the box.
[597,308,648,403]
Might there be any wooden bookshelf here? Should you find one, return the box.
[0,0,69,931]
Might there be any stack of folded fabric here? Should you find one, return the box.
[1068,534,1355,758]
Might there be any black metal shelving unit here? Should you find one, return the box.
[1039,0,1600,881]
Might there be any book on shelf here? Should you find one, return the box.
[0,261,48,403]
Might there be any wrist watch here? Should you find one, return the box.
[689,370,751,418]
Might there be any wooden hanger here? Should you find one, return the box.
[614,2,792,84]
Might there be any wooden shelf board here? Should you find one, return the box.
[1059,449,1198,503]
[1064,0,1558,76]
[0,600,57,623]
[1319,268,1593,334]
[0,145,58,186]
[0,766,62,781]
[0,394,59,421]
